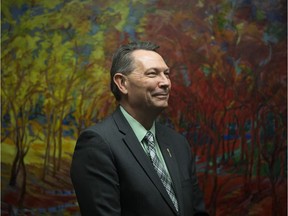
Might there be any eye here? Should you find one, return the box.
[164,70,170,77]
[146,70,157,77]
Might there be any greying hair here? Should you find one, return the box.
[110,41,160,101]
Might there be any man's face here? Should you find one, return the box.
[125,50,171,113]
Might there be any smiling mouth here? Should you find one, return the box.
[153,94,169,99]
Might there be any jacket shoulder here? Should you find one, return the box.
[81,115,115,135]
[156,123,186,140]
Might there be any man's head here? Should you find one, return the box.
[110,41,171,118]
[110,41,160,101]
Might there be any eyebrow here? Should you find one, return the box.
[146,67,170,72]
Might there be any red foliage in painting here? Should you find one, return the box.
[141,0,287,215]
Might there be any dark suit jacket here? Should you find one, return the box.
[70,107,208,216]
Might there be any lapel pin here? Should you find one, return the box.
[166,148,172,157]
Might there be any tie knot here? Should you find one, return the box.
[143,131,155,147]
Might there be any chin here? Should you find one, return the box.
[155,103,169,110]
[149,100,169,112]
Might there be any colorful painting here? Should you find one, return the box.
[1,0,287,215]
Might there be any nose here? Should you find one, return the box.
[158,73,171,89]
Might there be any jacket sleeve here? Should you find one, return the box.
[178,134,209,216]
[70,129,121,216]
[189,144,209,216]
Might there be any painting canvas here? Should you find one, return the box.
[1,0,287,215]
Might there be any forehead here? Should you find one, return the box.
[131,50,168,69]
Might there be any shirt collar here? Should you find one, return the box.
[120,106,156,142]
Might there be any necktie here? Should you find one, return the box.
[142,131,179,212]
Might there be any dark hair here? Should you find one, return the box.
[110,41,160,101]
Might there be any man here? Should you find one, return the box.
[70,41,209,216]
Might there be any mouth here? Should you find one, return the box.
[153,93,169,99]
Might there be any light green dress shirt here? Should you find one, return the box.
[120,106,171,176]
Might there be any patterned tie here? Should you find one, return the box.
[142,131,179,212]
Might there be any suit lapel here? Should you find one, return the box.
[156,124,184,215]
[112,108,179,215]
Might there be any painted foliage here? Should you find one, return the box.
[1,0,287,215]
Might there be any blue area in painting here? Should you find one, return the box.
[10,4,29,23]
[74,44,93,58]
[266,9,286,22]
[179,65,191,87]
[226,56,242,74]
[29,5,45,16]
[1,22,11,31]
[90,23,100,35]
[263,32,278,44]
[1,113,10,128]
[123,2,147,40]
[220,41,229,52]
[89,6,102,35]
[1,4,29,29]
[53,2,66,12]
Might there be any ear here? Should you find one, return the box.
[113,73,128,94]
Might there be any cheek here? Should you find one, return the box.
[146,80,159,90]
[128,79,158,95]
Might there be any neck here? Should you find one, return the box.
[120,103,160,130]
